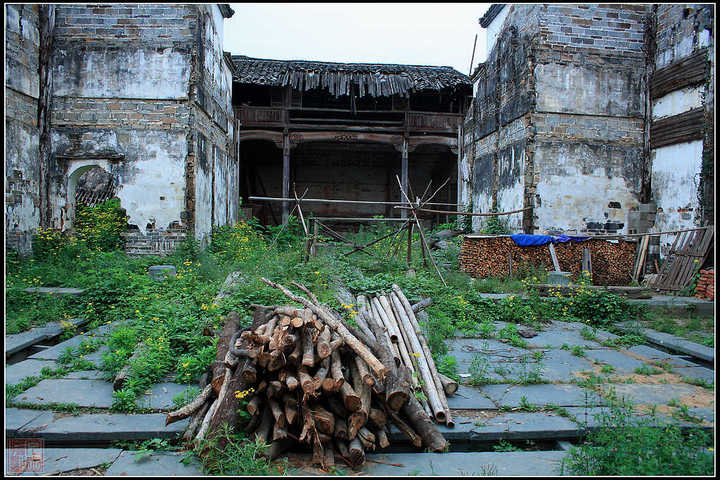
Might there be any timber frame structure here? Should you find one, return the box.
[231,56,472,224]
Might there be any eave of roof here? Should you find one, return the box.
[479,4,505,28]
[230,55,471,97]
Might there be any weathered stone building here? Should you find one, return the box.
[6,3,239,254]
[462,4,714,257]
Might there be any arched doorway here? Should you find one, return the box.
[64,160,121,231]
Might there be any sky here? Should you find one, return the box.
[223,3,491,75]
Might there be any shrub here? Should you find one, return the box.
[75,198,127,251]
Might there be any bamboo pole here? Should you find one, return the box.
[392,286,453,427]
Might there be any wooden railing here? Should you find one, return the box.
[236,106,462,133]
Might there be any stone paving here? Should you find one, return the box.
[5,316,715,476]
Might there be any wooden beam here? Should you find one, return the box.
[401,137,409,220]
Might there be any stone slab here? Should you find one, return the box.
[599,383,704,406]
[563,406,708,431]
[27,335,97,361]
[5,409,52,436]
[626,345,700,368]
[685,407,715,424]
[526,325,604,350]
[80,346,109,367]
[6,360,58,385]
[11,379,114,409]
[61,370,107,380]
[446,385,496,410]
[627,295,714,316]
[5,448,122,476]
[15,413,189,442]
[6,319,88,356]
[673,366,715,384]
[641,329,714,362]
[539,349,596,382]
[135,383,191,410]
[104,451,202,476]
[389,411,579,442]
[482,383,604,408]
[24,287,86,296]
[362,451,567,476]
[583,349,648,374]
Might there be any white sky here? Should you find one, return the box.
[223,3,491,75]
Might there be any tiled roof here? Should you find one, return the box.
[231,55,471,97]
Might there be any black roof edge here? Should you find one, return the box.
[479,4,505,27]
[218,4,234,18]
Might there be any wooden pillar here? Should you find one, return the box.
[282,132,290,225]
[401,136,409,220]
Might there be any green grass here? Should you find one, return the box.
[562,394,713,475]
[640,312,714,348]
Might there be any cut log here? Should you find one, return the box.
[368,408,387,429]
[339,378,362,412]
[354,356,375,388]
[323,445,335,469]
[204,366,248,447]
[401,395,447,452]
[195,398,218,443]
[311,405,335,435]
[254,406,273,444]
[439,373,458,396]
[334,417,349,440]
[261,278,388,380]
[389,410,422,448]
[302,325,317,367]
[376,428,390,449]
[316,326,332,359]
[327,395,349,419]
[182,401,210,443]
[268,438,294,460]
[348,361,370,440]
[247,394,262,416]
[313,357,330,389]
[348,438,365,467]
[366,308,409,411]
[266,380,285,399]
[243,407,262,434]
[241,360,258,384]
[210,312,241,394]
[166,384,213,425]
[298,367,317,395]
[284,373,299,391]
[283,393,298,425]
[357,427,376,450]
[329,349,346,392]
[288,336,303,366]
[411,297,433,313]
[334,438,350,459]
[268,350,286,372]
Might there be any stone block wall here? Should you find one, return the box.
[5,5,43,254]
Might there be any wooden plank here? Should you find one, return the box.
[548,243,560,272]
[653,231,683,290]
[651,48,709,99]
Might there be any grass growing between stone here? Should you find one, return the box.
[7,211,667,474]
[561,392,714,476]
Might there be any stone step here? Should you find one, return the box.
[6,409,188,443]
[617,323,714,363]
[104,451,203,476]
[6,319,89,357]
[24,287,86,296]
[4,447,122,476]
[11,379,191,410]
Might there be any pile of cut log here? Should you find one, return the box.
[165,279,453,470]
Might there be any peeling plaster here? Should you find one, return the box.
[652,86,704,120]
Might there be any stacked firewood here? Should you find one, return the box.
[459,236,637,285]
[165,279,451,469]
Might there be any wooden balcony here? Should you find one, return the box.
[236,105,462,133]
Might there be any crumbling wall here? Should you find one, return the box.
[650,4,714,256]
[190,4,237,246]
[5,5,42,253]
[467,4,541,233]
[49,4,196,254]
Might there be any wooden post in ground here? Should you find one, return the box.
[282,132,290,225]
[400,137,408,220]
[406,222,413,267]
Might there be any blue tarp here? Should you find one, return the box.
[510,234,591,246]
